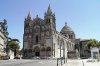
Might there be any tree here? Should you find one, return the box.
[7,37,19,42]
[7,41,20,56]
[85,39,100,53]
[6,37,20,51]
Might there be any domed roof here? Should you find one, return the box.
[60,22,73,33]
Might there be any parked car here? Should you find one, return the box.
[4,55,10,60]
[14,56,20,59]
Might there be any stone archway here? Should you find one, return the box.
[34,46,40,56]
[41,47,45,56]
[46,47,51,57]
[24,49,27,57]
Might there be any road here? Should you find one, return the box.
[0,59,57,66]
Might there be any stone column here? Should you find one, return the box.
[45,50,46,58]
[51,42,53,57]
[60,40,61,57]
[51,37,53,57]
[63,42,65,57]
[54,43,55,57]
[64,41,67,62]
[40,48,41,57]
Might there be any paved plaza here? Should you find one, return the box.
[0,59,57,66]
[63,59,100,66]
[0,59,100,66]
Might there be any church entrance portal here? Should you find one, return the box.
[34,46,40,56]
[35,52,39,56]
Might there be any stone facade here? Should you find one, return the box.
[0,31,7,55]
[60,22,76,58]
[75,39,91,58]
[0,19,8,56]
[60,22,75,43]
[79,39,90,58]
[7,50,14,59]
[23,5,75,59]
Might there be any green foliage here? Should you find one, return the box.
[85,39,100,52]
[7,37,19,42]
[7,41,20,51]
[16,50,19,56]
[11,39,19,42]
[7,39,20,56]
[6,37,20,56]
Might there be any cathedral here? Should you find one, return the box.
[23,5,75,59]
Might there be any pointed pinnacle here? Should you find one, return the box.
[47,4,52,14]
[27,11,33,20]
[25,16,27,20]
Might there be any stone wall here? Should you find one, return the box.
[7,50,14,59]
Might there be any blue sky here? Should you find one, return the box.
[0,0,100,49]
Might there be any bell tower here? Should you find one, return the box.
[44,5,56,34]
[24,11,33,34]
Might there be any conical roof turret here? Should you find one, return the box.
[47,4,53,15]
[27,11,33,20]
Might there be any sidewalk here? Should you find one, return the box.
[62,59,83,66]
[62,59,100,66]
[83,59,100,66]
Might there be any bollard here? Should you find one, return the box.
[57,58,58,66]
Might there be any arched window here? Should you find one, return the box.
[49,19,50,22]
[41,47,45,51]
[26,23,29,27]
[46,47,51,51]
[29,49,32,53]
[58,36,60,46]
[34,46,40,52]
[36,35,38,43]
[71,35,73,38]
[69,35,70,39]
[24,49,27,53]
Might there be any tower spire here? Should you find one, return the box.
[47,4,53,14]
[25,16,27,20]
[27,11,33,20]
